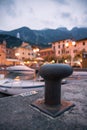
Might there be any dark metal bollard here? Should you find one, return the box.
[31,64,75,117]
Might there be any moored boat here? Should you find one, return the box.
[0,65,44,95]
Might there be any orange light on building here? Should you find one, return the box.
[33,48,39,53]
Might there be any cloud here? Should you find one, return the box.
[0,0,87,30]
[61,12,70,18]
[52,0,68,4]
[0,0,14,6]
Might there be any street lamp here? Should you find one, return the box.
[33,48,40,58]
[15,53,20,59]
[65,40,76,66]
[33,48,39,53]
[72,41,76,46]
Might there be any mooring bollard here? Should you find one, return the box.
[31,64,75,117]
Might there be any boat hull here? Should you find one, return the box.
[0,78,44,95]
[0,84,44,95]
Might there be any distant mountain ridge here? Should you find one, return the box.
[0,26,87,48]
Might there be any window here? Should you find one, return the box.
[66,51,69,54]
[22,57,25,60]
[58,50,60,54]
[58,45,60,48]
[62,50,65,54]
[63,44,65,48]
[73,50,77,53]
[83,42,85,45]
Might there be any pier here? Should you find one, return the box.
[0,73,87,129]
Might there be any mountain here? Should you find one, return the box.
[0,34,22,48]
[71,27,87,40]
[0,26,87,48]
[33,27,71,43]
[0,30,3,32]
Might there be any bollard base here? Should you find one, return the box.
[31,99,75,118]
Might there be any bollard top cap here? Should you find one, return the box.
[39,63,73,80]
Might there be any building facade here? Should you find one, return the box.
[6,48,16,59]
[39,47,55,62]
[52,38,87,66]
[0,41,6,65]
[14,42,35,60]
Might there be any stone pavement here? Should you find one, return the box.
[0,78,87,130]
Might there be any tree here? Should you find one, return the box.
[74,49,86,61]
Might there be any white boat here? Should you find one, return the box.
[6,65,35,74]
[0,65,67,95]
[0,65,44,95]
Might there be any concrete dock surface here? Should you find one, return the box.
[0,78,87,130]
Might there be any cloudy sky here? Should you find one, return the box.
[0,0,87,31]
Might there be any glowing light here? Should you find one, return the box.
[51,60,55,63]
[72,41,76,46]
[15,53,20,56]
[65,42,69,47]
[33,48,39,53]
[27,61,30,64]
[65,60,68,63]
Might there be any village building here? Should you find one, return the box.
[14,42,35,61]
[39,47,54,58]
[52,38,87,67]
[0,41,6,66]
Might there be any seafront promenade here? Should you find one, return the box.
[0,71,87,130]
